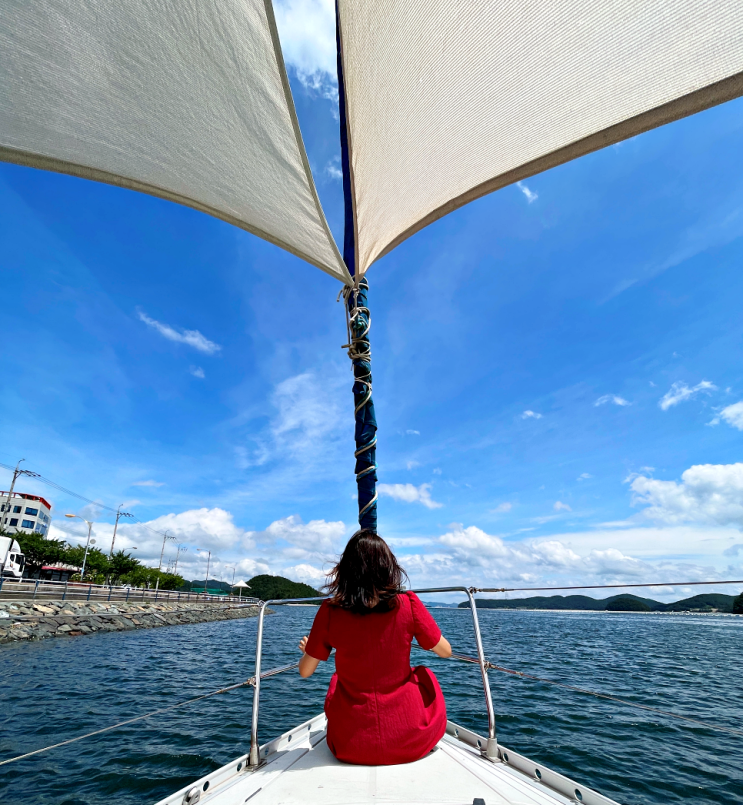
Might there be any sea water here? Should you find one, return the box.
[0,607,741,804]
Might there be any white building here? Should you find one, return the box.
[0,491,53,536]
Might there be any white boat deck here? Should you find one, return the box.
[156,715,619,805]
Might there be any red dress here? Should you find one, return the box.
[304,591,447,765]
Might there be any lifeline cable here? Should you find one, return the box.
[416,647,743,738]
[0,661,299,767]
[474,579,743,593]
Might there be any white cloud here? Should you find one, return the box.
[432,468,442,475]
[137,310,221,355]
[378,483,443,509]
[520,410,543,420]
[263,514,346,554]
[325,158,342,181]
[131,480,165,488]
[553,501,572,512]
[492,502,513,513]
[271,372,345,455]
[234,558,271,580]
[577,473,592,481]
[659,380,716,410]
[406,460,420,471]
[709,401,743,430]
[440,525,509,558]
[630,463,743,527]
[274,0,337,97]
[595,394,630,407]
[282,563,328,588]
[516,181,538,203]
[405,429,420,436]
[190,366,205,379]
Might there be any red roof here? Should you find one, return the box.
[0,491,52,510]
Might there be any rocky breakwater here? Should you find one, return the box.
[0,599,261,643]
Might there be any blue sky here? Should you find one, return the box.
[1,0,742,599]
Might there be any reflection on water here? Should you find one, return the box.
[0,607,741,804]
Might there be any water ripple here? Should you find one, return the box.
[0,608,740,804]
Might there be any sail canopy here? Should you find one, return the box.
[1,1,742,280]
[0,0,349,283]
[336,0,743,275]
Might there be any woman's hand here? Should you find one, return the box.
[298,637,321,678]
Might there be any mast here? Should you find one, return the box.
[337,2,377,533]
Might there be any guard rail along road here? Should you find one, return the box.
[0,577,257,605]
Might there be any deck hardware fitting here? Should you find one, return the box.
[181,787,200,804]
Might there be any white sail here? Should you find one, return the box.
[0,0,349,283]
[337,0,743,274]
[2,2,742,283]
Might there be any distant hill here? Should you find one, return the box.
[179,575,320,600]
[606,597,651,612]
[246,574,321,601]
[660,593,735,613]
[459,592,737,613]
[181,579,231,594]
[420,601,461,608]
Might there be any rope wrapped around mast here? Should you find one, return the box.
[342,279,377,531]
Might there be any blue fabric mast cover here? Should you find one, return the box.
[346,280,378,531]
[337,2,377,531]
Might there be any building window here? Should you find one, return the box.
[21,519,35,529]
[10,518,18,527]
[25,507,38,516]
[13,505,21,513]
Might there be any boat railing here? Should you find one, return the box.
[248,586,497,769]
[0,576,260,606]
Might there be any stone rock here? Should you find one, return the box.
[57,624,73,633]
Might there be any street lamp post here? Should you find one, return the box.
[173,544,187,575]
[65,513,96,581]
[197,549,211,594]
[109,505,133,558]
[157,531,175,573]
[224,564,237,593]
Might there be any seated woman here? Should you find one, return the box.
[297,529,452,766]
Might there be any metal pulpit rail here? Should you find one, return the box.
[248,586,498,769]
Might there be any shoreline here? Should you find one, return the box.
[0,600,261,643]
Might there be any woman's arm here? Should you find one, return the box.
[430,635,452,658]
[298,635,321,678]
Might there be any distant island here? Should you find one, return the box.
[181,574,320,601]
[458,592,742,614]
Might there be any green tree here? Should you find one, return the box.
[158,572,185,591]
[63,544,110,582]
[120,565,183,591]
[108,550,139,583]
[733,593,743,615]
[12,531,66,574]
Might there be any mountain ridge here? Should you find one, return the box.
[457,592,738,613]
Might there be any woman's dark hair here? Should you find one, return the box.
[325,530,407,614]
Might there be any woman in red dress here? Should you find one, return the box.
[298,530,451,766]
